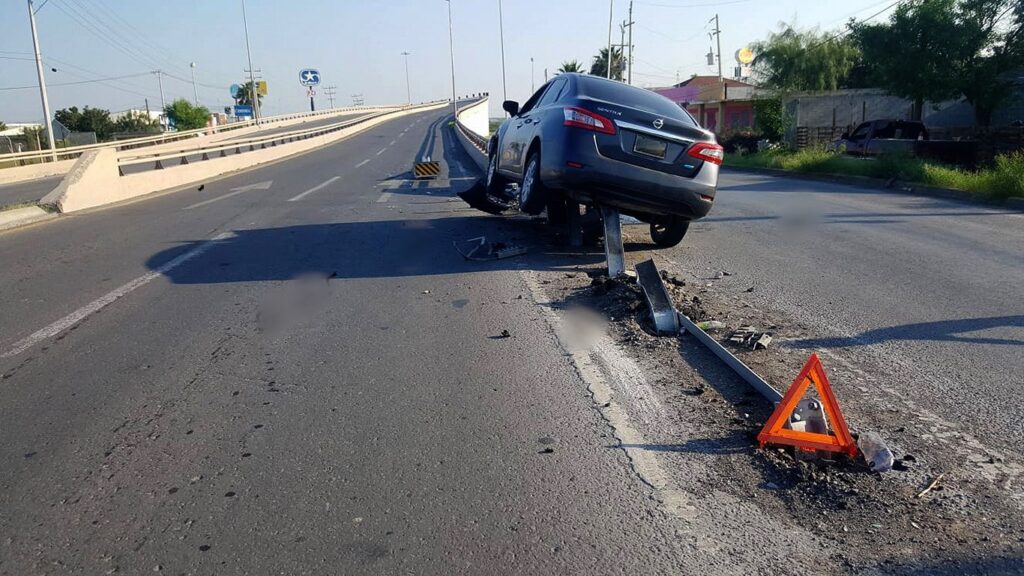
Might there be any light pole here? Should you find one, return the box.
[241,0,261,124]
[498,0,507,103]
[190,62,199,105]
[401,51,412,105]
[154,70,167,130]
[530,57,534,93]
[606,0,614,79]
[445,0,458,118]
[26,0,56,161]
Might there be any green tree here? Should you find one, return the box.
[751,25,861,92]
[851,0,1022,123]
[54,106,115,140]
[164,99,211,131]
[557,60,584,74]
[589,47,623,80]
[113,111,161,134]
[752,99,788,141]
[235,81,264,107]
[20,126,47,150]
[0,121,7,132]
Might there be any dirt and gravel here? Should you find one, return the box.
[523,220,1024,575]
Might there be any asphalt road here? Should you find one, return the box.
[0,175,61,206]
[662,170,1024,453]
[0,108,688,575]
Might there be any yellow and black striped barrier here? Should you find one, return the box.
[414,160,441,179]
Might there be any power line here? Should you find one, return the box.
[634,0,753,8]
[0,72,152,91]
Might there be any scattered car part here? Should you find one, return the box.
[635,259,680,335]
[453,236,527,261]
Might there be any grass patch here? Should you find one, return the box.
[728,148,1024,200]
[0,201,42,213]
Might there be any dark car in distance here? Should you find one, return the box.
[486,73,722,247]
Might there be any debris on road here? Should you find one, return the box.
[635,259,680,335]
[858,431,895,472]
[696,320,726,332]
[456,179,514,214]
[454,236,527,261]
[916,473,946,498]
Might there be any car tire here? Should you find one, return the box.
[649,217,689,248]
[485,150,509,198]
[519,152,547,216]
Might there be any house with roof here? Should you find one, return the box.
[651,76,758,134]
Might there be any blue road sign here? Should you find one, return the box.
[299,69,321,87]
[233,104,254,118]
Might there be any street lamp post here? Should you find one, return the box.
[530,57,534,93]
[606,0,614,79]
[401,51,412,105]
[190,62,199,105]
[498,0,507,103]
[26,0,56,161]
[241,0,261,124]
[445,0,457,118]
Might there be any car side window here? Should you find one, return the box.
[518,84,551,115]
[849,123,871,140]
[537,79,566,108]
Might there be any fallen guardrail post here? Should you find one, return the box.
[635,259,680,335]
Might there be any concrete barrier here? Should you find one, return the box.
[44,103,447,214]
[0,159,78,186]
[453,98,489,173]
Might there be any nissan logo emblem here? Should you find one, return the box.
[653,118,664,129]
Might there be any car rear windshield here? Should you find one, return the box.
[576,77,696,126]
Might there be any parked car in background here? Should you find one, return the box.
[828,119,929,156]
[484,73,722,248]
[828,119,977,166]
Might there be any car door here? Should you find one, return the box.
[513,77,567,173]
[499,83,553,177]
[845,122,872,155]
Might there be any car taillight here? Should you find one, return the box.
[687,142,724,165]
[563,107,616,135]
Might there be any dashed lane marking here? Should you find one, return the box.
[375,148,387,156]
[288,176,341,202]
[355,159,370,168]
[2,231,235,359]
[184,190,246,210]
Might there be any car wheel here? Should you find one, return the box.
[649,217,689,248]
[485,151,508,197]
[519,152,547,215]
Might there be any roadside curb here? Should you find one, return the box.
[0,206,56,233]
[723,165,1024,211]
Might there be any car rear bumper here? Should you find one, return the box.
[540,132,718,220]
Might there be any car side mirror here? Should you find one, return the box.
[502,100,519,116]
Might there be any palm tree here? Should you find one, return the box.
[589,47,624,80]
[557,60,584,74]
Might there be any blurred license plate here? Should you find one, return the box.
[633,134,667,159]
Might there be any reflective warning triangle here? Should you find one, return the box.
[757,353,858,456]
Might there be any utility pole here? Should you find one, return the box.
[154,70,167,130]
[497,0,507,102]
[710,14,722,80]
[619,21,626,80]
[445,0,458,118]
[324,86,337,109]
[27,0,56,161]
[530,57,535,92]
[190,62,199,105]
[401,51,412,105]
[627,0,634,85]
[241,0,261,124]
[606,0,614,79]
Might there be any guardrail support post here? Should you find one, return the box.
[201,152,210,161]
[154,160,163,170]
[220,149,227,158]
[179,156,189,166]
[566,201,583,247]
[599,205,625,277]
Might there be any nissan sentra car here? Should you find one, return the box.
[485,73,722,247]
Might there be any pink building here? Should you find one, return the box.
[651,76,758,134]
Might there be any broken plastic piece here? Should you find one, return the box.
[857,431,894,472]
[453,236,527,261]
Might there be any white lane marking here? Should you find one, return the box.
[375,148,386,156]
[389,140,396,146]
[184,190,246,210]
[376,191,392,203]
[355,159,370,168]
[288,176,341,202]
[2,232,235,359]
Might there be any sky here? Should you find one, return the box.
[0,0,900,123]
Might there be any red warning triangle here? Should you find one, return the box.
[757,353,858,456]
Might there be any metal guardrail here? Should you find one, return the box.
[117,101,447,172]
[0,104,402,166]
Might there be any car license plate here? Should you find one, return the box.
[633,134,668,159]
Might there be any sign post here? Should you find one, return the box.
[299,68,321,114]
